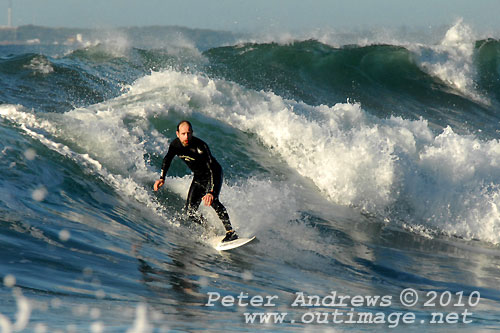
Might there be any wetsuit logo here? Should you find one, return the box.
[179,155,195,162]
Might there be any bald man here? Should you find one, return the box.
[154,120,238,242]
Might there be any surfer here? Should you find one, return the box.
[153,120,238,243]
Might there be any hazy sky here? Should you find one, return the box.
[2,0,500,34]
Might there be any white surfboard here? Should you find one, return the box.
[213,236,256,251]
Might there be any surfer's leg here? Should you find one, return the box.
[184,179,206,225]
[211,199,232,231]
[210,169,237,241]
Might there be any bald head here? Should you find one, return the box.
[176,120,192,132]
[176,120,193,146]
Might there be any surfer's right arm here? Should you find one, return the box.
[153,178,164,191]
[154,142,177,191]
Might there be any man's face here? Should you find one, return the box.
[176,123,193,146]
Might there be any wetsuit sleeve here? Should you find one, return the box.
[202,142,218,195]
[160,142,177,180]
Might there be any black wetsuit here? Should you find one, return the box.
[160,136,232,231]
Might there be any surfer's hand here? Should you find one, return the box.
[202,193,214,206]
[154,179,164,191]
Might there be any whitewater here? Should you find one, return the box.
[1,20,500,332]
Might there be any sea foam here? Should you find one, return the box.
[123,69,500,243]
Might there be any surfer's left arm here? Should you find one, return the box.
[201,142,216,206]
[202,193,214,206]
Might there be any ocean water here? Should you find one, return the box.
[1,20,500,332]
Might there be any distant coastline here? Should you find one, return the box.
[0,24,240,49]
[0,25,88,45]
